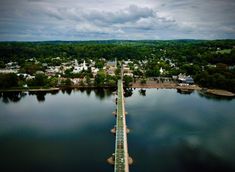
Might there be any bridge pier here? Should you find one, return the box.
[111,127,130,134]
[107,154,133,166]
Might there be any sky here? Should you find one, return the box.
[0,0,235,41]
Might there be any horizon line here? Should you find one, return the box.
[0,38,235,43]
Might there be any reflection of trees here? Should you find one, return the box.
[0,92,22,104]
[177,89,193,95]
[86,89,92,96]
[0,90,61,103]
[61,88,73,95]
[61,89,66,94]
[29,91,52,102]
[50,90,59,95]
[94,88,105,100]
[93,88,115,100]
[105,88,115,97]
[35,92,46,102]
[80,88,85,93]
[139,89,146,96]
[65,88,72,95]
[124,88,133,97]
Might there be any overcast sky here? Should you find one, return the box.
[0,0,235,41]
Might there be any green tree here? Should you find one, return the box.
[95,70,106,87]
[0,73,18,89]
[85,75,91,85]
[0,61,5,68]
[123,75,133,87]
[140,78,147,85]
[28,74,48,87]
[20,63,44,75]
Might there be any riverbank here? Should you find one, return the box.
[205,89,235,97]
[0,87,60,92]
[131,81,235,97]
[131,82,201,90]
[1,83,234,97]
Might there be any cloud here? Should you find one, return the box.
[45,5,155,25]
[0,0,235,40]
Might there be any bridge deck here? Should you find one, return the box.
[114,80,129,172]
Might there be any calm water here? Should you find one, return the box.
[0,89,235,172]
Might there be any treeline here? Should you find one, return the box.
[1,40,235,64]
[194,64,235,92]
[0,73,59,89]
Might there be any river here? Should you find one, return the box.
[0,88,235,172]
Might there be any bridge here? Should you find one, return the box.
[108,79,132,172]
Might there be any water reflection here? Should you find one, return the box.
[139,89,146,96]
[124,88,133,97]
[177,141,235,172]
[93,88,115,100]
[177,89,194,95]
[0,88,116,103]
[61,88,72,95]
[85,89,92,96]
[198,91,234,101]
[0,91,24,104]
[1,88,235,172]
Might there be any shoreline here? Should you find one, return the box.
[1,84,234,97]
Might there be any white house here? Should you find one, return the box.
[73,60,88,73]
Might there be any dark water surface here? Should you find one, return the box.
[0,89,235,172]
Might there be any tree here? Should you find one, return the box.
[106,75,117,87]
[80,79,85,87]
[0,61,5,68]
[20,63,44,75]
[95,70,106,87]
[123,75,133,87]
[61,78,72,87]
[95,60,105,69]
[85,75,91,85]
[140,78,147,85]
[0,73,18,89]
[28,74,48,87]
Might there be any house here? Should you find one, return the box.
[123,65,133,77]
[160,67,164,75]
[107,69,115,76]
[178,73,194,84]
[17,73,29,78]
[91,67,99,77]
[73,60,88,73]
[36,71,44,75]
[107,61,116,68]
[0,69,17,73]
[71,78,80,85]
[124,73,133,77]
